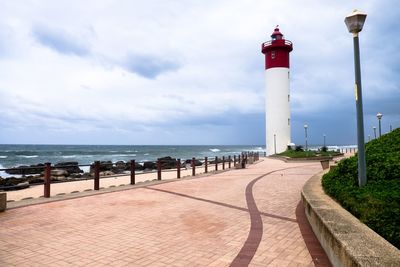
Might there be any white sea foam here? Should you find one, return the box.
[209,148,220,152]
[144,153,150,156]
[62,155,77,158]
[111,154,137,157]
[18,155,38,158]
[0,156,7,158]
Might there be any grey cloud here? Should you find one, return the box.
[123,53,180,79]
[32,26,90,56]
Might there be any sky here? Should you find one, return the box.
[0,0,399,146]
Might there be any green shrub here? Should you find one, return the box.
[295,145,304,152]
[322,128,400,248]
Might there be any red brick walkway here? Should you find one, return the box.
[0,159,331,266]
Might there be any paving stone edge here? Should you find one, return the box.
[301,171,400,267]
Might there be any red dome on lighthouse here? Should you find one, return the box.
[261,27,293,69]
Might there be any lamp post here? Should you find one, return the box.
[304,124,308,151]
[323,134,326,147]
[273,134,277,154]
[390,125,392,132]
[373,126,376,139]
[368,135,371,142]
[345,9,367,187]
[376,112,383,137]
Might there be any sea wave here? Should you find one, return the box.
[209,148,220,152]
[144,153,150,156]
[62,155,77,158]
[110,154,137,157]
[17,155,38,158]
[0,156,7,159]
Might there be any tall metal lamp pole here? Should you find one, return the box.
[345,9,367,187]
[376,112,383,137]
[304,124,308,151]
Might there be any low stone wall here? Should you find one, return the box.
[301,172,400,267]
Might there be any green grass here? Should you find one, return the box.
[278,149,341,158]
[322,128,400,249]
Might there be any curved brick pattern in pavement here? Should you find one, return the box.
[0,158,331,266]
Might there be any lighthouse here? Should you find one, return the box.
[261,27,293,155]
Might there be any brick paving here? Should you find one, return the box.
[0,158,331,266]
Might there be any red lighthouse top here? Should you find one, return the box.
[261,27,293,69]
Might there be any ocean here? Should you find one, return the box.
[0,144,264,177]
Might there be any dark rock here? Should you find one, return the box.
[143,161,157,170]
[51,169,69,177]
[5,164,44,175]
[28,176,44,184]
[90,161,113,173]
[54,162,83,174]
[0,177,27,186]
[111,161,128,174]
[185,159,203,166]
[126,161,144,171]
[158,156,178,169]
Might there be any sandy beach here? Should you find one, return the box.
[6,163,222,201]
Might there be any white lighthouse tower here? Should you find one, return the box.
[261,27,293,155]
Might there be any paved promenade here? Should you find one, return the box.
[0,158,331,266]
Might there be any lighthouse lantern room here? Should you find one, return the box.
[261,27,293,155]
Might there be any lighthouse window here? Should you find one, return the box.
[288,118,290,125]
[288,94,290,102]
[271,51,276,59]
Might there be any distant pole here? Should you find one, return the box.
[323,134,326,147]
[377,112,383,137]
[273,134,277,154]
[390,124,392,132]
[304,124,308,150]
[373,126,377,139]
[368,135,371,142]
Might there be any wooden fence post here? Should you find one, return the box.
[130,160,135,185]
[94,161,100,190]
[177,159,181,178]
[192,157,196,176]
[157,160,161,180]
[44,163,51,198]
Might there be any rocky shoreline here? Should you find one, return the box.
[0,156,233,190]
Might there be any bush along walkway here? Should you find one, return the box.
[322,128,400,249]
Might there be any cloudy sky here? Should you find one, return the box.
[0,0,399,146]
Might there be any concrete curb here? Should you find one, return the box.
[301,171,400,267]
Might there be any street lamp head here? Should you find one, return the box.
[376,112,383,120]
[345,9,367,34]
[373,126,376,129]
[304,124,308,129]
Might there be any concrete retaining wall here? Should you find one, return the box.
[301,172,400,267]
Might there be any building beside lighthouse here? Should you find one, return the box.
[261,27,293,155]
